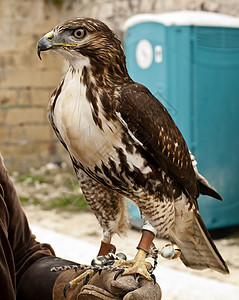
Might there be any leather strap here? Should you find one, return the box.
[78,285,117,300]
[137,230,155,253]
[98,241,116,256]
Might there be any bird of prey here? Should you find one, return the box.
[37,17,229,283]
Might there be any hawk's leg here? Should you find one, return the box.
[63,170,128,291]
[114,229,155,281]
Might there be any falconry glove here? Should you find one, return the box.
[17,256,161,300]
[53,266,162,300]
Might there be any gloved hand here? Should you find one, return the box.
[53,267,161,300]
[17,256,161,300]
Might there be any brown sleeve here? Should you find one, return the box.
[0,182,16,299]
[0,154,55,290]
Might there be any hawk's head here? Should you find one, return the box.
[37,18,129,83]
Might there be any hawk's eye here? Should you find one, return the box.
[73,28,86,39]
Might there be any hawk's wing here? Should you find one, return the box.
[116,82,198,199]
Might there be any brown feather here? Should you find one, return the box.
[117,82,198,200]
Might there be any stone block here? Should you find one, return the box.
[0,125,10,141]
[0,109,6,123]
[18,88,32,106]
[0,89,17,107]
[9,126,26,143]
[25,124,52,141]
[10,123,52,144]
[0,141,54,163]
[31,88,53,106]
[0,53,17,69]
[1,68,62,89]
[5,107,45,125]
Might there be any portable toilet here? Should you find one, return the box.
[124,11,239,230]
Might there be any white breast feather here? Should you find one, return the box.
[53,65,153,175]
[53,68,122,168]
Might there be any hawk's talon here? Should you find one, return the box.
[103,259,115,266]
[114,268,125,280]
[63,283,70,298]
[112,249,153,281]
[121,262,152,281]
[83,272,91,285]
[63,269,96,295]
[150,274,156,284]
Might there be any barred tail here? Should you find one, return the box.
[170,212,229,274]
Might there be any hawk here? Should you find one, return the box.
[37,17,229,283]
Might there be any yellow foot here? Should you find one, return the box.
[114,249,153,281]
[64,269,95,297]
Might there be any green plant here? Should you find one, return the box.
[48,0,65,4]
[45,194,89,211]
[18,172,45,185]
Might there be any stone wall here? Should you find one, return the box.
[0,0,238,171]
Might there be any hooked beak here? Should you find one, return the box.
[37,32,54,60]
[37,31,77,60]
